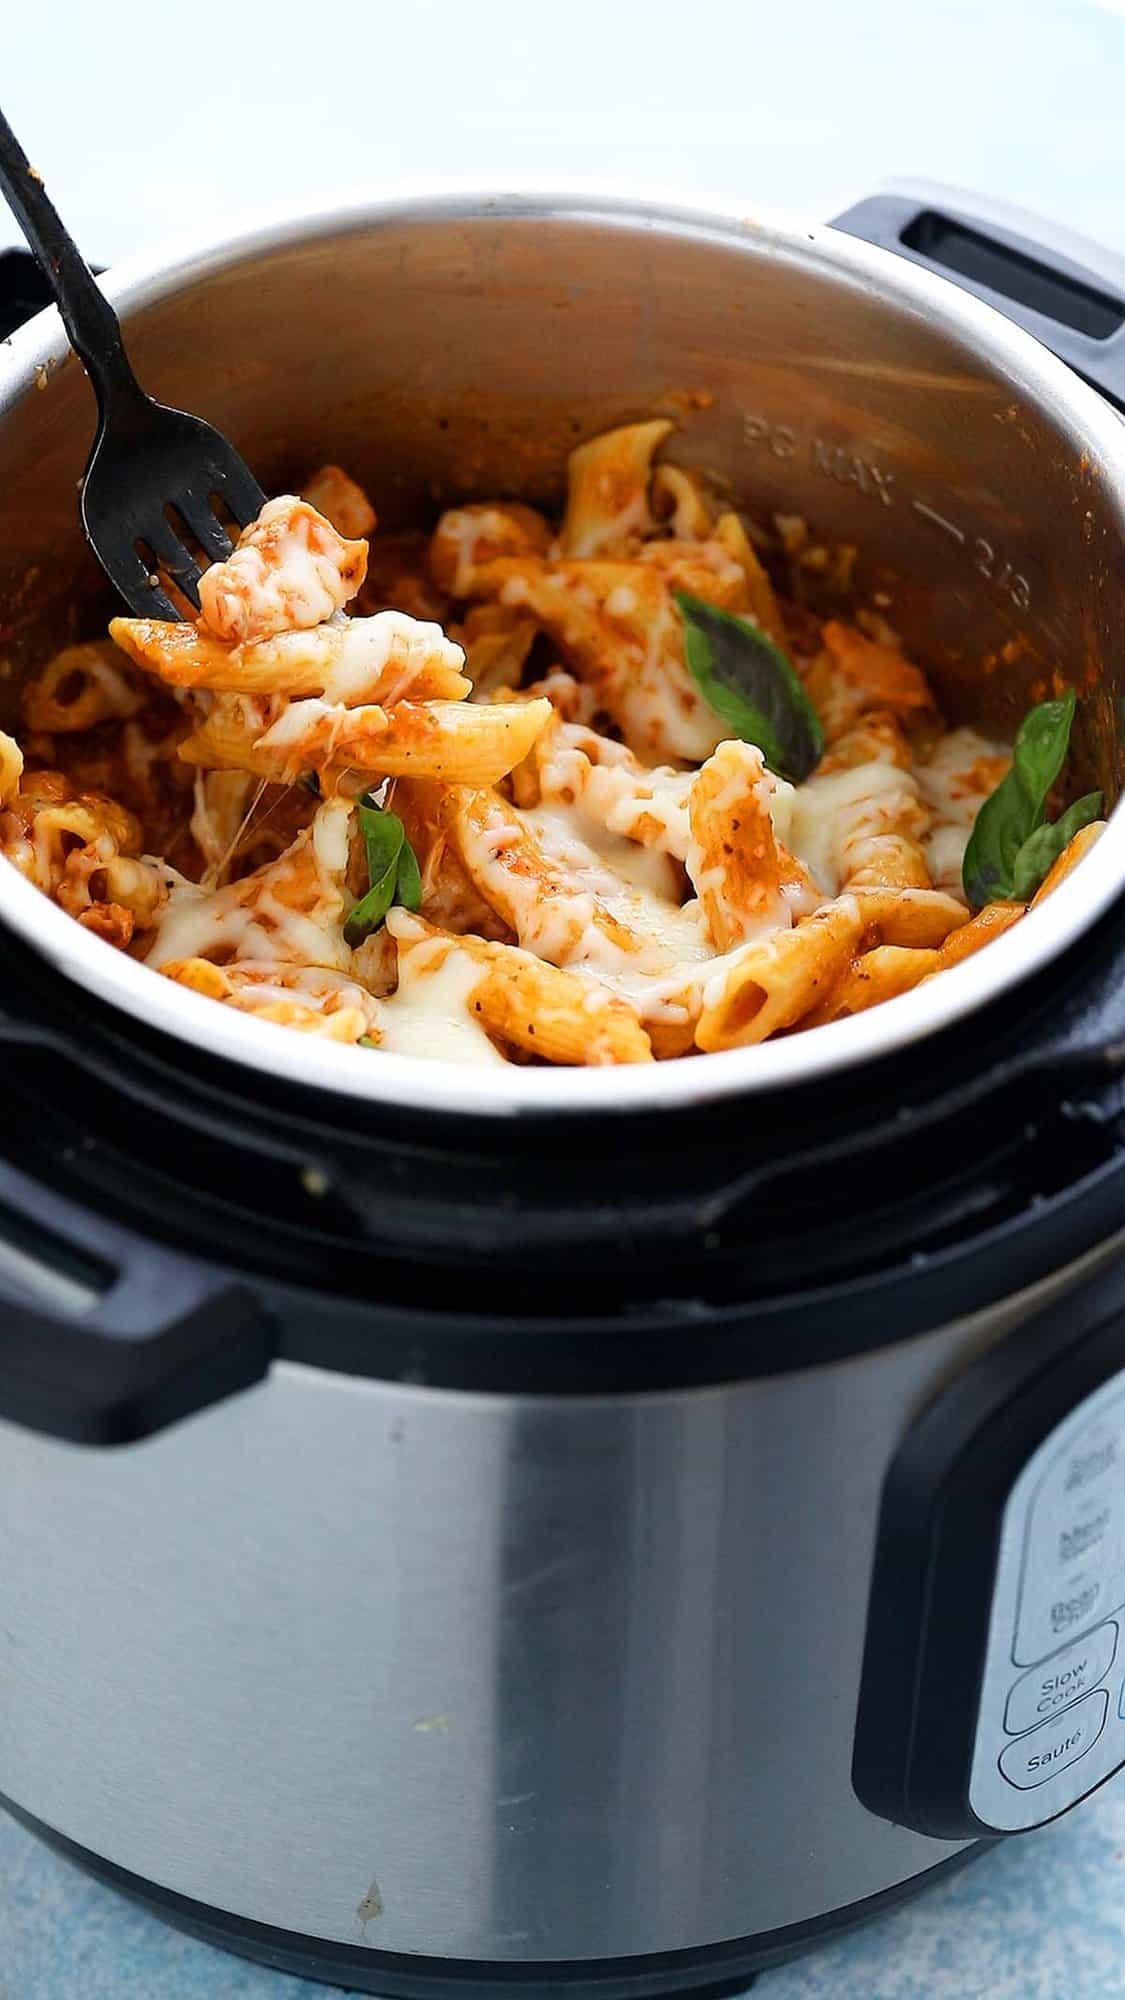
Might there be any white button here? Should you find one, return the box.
[1014,1398,1125,1665]
[1005,1622,1117,1734]
[999,1689,1108,1789]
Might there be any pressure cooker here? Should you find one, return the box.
[3,181,1125,1997]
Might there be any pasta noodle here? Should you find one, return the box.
[801,903,1026,1027]
[179,693,552,789]
[696,898,867,1050]
[0,426,1090,1072]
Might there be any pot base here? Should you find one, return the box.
[1,1791,985,1997]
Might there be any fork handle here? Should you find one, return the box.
[0,105,145,419]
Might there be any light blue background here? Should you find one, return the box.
[4,0,1125,1992]
[2,0,1125,263]
[6,1794,1125,2000]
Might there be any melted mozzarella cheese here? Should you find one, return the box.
[525,800,680,903]
[379,932,508,1066]
[198,495,364,644]
[255,697,336,753]
[534,720,695,861]
[625,616,724,766]
[917,727,1011,825]
[784,761,910,894]
[520,803,705,975]
[222,961,384,1028]
[319,611,464,706]
[917,727,1011,894]
[148,798,352,972]
[591,922,748,1025]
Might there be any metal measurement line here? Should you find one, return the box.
[911,498,967,543]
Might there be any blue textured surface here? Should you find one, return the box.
[6,0,1125,1994]
[5,1792,1125,2000]
[3,0,1125,265]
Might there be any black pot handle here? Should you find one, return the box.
[831,180,1125,414]
[0,1153,273,1445]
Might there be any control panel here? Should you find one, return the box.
[852,1266,1125,1840]
[970,1373,1125,1830]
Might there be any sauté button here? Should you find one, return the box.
[1005,1623,1117,1735]
[999,1688,1108,1790]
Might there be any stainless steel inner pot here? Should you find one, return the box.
[2,190,1124,1117]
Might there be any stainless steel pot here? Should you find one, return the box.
[7,189,1125,2000]
[1,186,1124,1116]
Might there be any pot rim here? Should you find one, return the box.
[2,184,1125,1121]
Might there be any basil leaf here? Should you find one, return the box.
[344,850,402,947]
[1010,790,1102,902]
[358,1034,379,1049]
[355,790,403,885]
[394,836,423,913]
[344,792,422,946]
[675,590,824,782]
[962,689,1077,909]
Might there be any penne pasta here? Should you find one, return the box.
[0,729,23,806]
[110,609,469,705]
[301,464,376,539]
[687,740,797,951]
[804,900,1025,1025]
[469,953,653,1065]
[437,550,732,763]
[447,782,691,973]
[460,603,539,701]
[6,430,1100,1073]
[386,911,652,1065]
[932,900,1024,961]
[162,956,381,1041]
[817,713,913,774]
[801,943,936,1025]
[180,694,553,790]
[696,897,867,1050]
[711,510,789,648]
[651,463,713,542]
[430,503,553,597]
[803,621,938,744]
[558,419,674,558]
[850,887,969,949]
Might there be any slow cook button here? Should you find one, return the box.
[999,1689,1109,1790]
[1005,1623,1118,1734]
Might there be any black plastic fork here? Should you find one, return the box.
[0,106,265,621]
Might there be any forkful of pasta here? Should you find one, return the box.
[0,104,265,618]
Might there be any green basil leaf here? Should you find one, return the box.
[344,793,423,946]
[962,689,1077,908]
[394,836,423,913]
[355,790,404,885]
[345,794,403,946]
[675,590,824,782]
[344,852,402,947]
[358,1035,379,1049]
[1010,790,1102,902]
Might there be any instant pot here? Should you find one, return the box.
[4,183,1125,1997]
